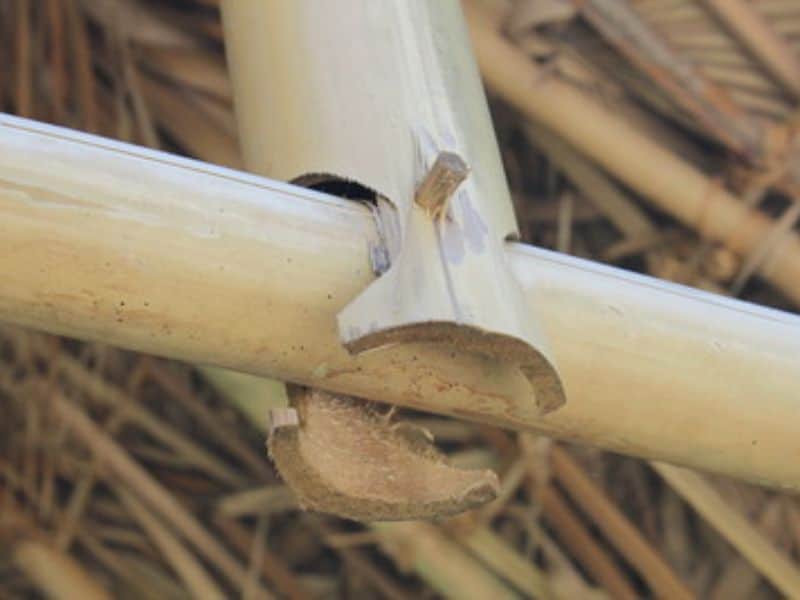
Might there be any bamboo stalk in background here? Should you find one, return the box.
[116,488,226,600]
[456,527,551,598]
[213,517,310,600]
[48,393,270,597]
[464,0,800,306]
[13,539,111,600]
[65,0,97,133]
[704,0,800,99]
[654,462,800,598]
[539,485,639,599]
[14,0,32,118]
[142,359,272,480]
[311,522,414,600]
[46,348,246,487]
[576,0,763,162]
[46,0,67,122]
[551,446,695,599]
[2,114,800,489]
[372,522,519,600]
[522,122,655,238]
[136,46,231,103]
[77,0,196,49]
[140,76,241,169]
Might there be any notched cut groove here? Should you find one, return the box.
[267,385,500,522]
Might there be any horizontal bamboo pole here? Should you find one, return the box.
[1,114,800,488]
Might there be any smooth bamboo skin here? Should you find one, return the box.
[1,115,800,489]
[464,1,800,308]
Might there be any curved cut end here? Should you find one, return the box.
[344,322,566,415]
[267,386,500,522]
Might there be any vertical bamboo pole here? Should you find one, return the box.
[221,0,564,415]
[219,0,551,521]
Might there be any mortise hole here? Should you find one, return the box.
[294,174,378,201]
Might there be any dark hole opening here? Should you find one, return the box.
[296,174,378,202]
